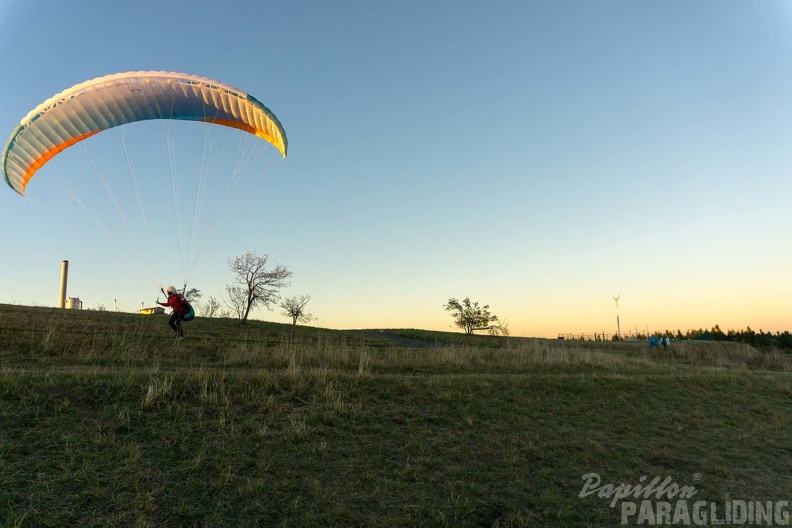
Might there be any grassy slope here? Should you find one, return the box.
[1,304,792,527]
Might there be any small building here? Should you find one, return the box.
[65,297,82,310]
[139,306,165,315]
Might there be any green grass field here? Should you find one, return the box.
[2,303,791,527]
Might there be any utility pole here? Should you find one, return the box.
[612,295,621,340]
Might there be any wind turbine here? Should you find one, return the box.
[612,295,621,340]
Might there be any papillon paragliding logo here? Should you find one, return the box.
[1,71,288,289]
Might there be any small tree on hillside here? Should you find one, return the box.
[183,288,202,302]
[226,250,292,323]
[182,288,202,314]
[225,286,248,320]
[489,319,510,337]
[280,294,315,325]
[200,295,224,318]
[444,297,508,336]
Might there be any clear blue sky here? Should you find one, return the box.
[2,0,792,337]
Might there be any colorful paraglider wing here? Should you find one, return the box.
[1,71,288,195]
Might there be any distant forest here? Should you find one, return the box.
[664,325,792,351]
[564,327,792,349]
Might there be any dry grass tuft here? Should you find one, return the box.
[141,376,172,409]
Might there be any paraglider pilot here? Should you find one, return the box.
[158,286,188,339]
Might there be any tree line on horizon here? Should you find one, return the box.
[592,325,792,351]
[659,325,792,351]
[561,326,792,351]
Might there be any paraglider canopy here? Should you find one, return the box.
[2,71,288,195]
[1,71,288,293]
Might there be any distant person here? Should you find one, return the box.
[660,334,670,350]
[649,335,659,351]
[158,286,191,339]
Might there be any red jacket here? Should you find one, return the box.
[160,293,187,313]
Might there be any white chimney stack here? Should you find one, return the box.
[58,260,69,309]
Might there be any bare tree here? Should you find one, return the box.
[280,295,314,325]
[227,250,292,323]
[200,295,223,318]
[225,286,248,320]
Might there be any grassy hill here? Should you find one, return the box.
[2,303,792,527]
